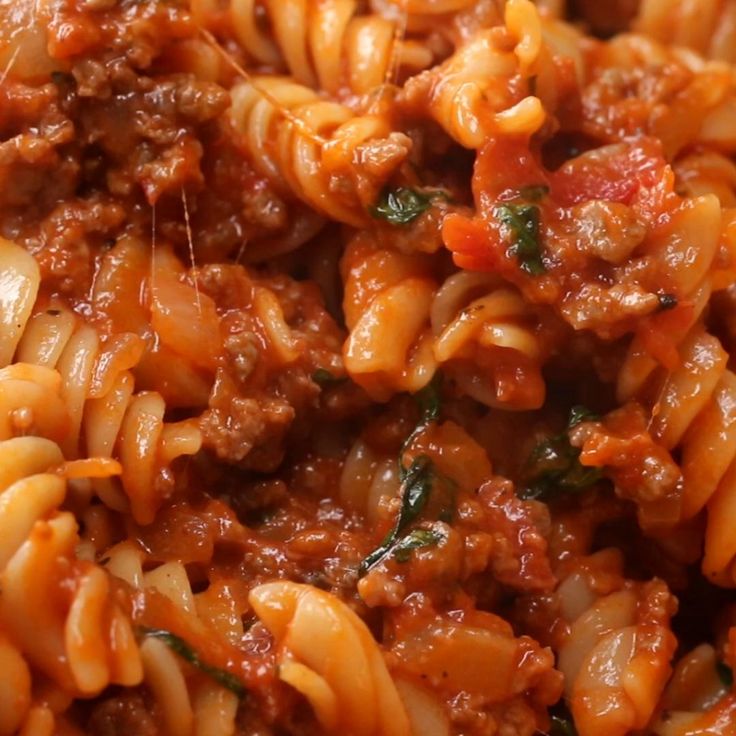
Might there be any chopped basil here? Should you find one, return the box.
[495,203,546,275]
[520,406,602,501]
[657,293,678,311]
[567,405,599,429]
[414,373,442,425]
[717,660,734,687]
[392,528,444,562]
[312,368,345,387]
[50,71,74,87]
[519,184,550,202]
[360,455,434,574]
[372,187,433,225]
[399,374,443,478]
[549,714,578,736]
[140,628,245,697]
[360,375,451,574]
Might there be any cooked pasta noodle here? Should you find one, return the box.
[229,76,413,225]
[399,0,546,147]
[554,550,677,736]
[635,0,736,63]
[0,436,140,735]
[342,235,553,406]
[194,0,434,95]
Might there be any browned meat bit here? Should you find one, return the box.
[196,263,345,470]
[201,374,296,472]
[0,81,76,210]
[570,403,682,528]
[24,197,126,292]
[477,477,557,592]
[87,691,158,736]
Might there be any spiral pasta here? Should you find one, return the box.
[575,316,736,586]
[229,76,412,226]
[104,546,244,736]
[0,435,141,735]
[341,235,550,407]
[635,0,736,63]
[431,271,549,409]
[554,549,677,736]
[192,0,434,96]
[399,0,546,148]
[651,643,736,735]
[0,237,202,523]
[341,231,438,399]
[587,33,736,158]
[250,580,413,736]
[7,0,736,733]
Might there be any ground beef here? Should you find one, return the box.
[86,691,158,736]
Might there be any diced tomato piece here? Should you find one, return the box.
[550,139,669,207]
[443,213,501,271]
[473,138,550,205]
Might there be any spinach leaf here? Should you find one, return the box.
[312,368,345,387]
[372,187,433,225]
[399,373,443,479]
[495,203,546,276]
[717,660,734,688]
[549,714,578,736]
[140,628,245,697]
[567,405,599,429]
[360,455,434,574]
[520,406,602,501]
[414,373,442,425]
[360,375,452,574]
[392,528,444,562]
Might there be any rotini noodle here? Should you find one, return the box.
[635,0,736,63]
[229,77,412,225]
[400,0,546,147]
[250,581,412,736]
[195,0,434,95]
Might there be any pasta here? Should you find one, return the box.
[554,550,677,736]
[229,77,413,225]
[634,0,736,62]
[250,581,411,736]
[0,435,140,735]
[3,0,736,734]
[399,0,547,147]
[341,235,553,405]
[193,0,434,95]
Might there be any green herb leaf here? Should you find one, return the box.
[717,660,734,688]
[520,407,602,501]
[360,455,434,574]
[392,528,444,562]
[567,405,599,429]
[50,71,74,87]
[373,187,433,225]
[361,376,451,574]
[140,628,245,697]
[549,714,578,736]
[312,368,345,387]
[495,203,546,275]
[519,184,550,202]
[399,374,443,479]
[657,293,678,312]
[414,373,442,425]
